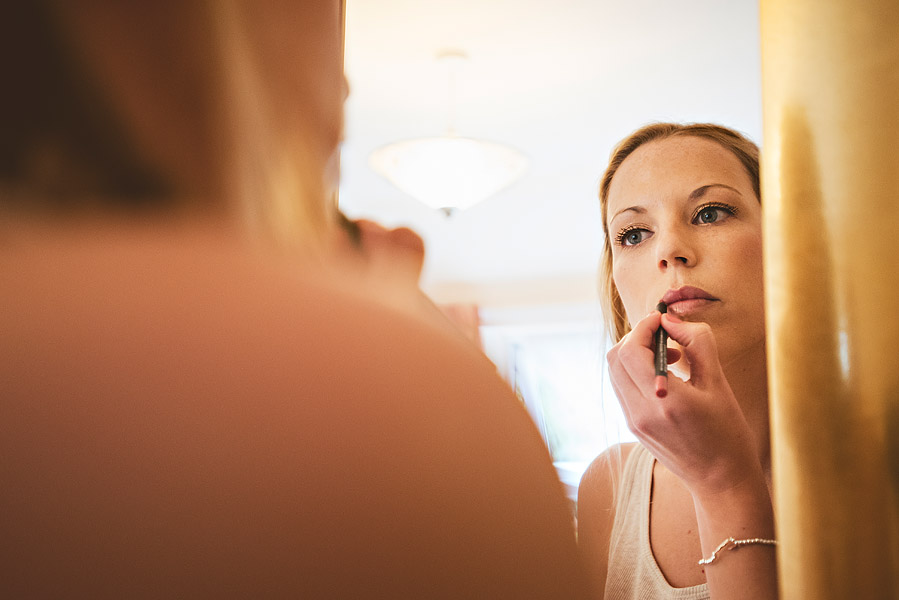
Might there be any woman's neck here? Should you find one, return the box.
[722,339,772,481]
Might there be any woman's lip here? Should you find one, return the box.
[666,297,718,316]
[661,286,717,305]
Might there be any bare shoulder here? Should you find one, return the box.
[577,442,638,598]
[0,223,591,598]
[579,442,638,494]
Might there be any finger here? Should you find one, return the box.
[355,220,426,284]
[626,309,662,350]
[659,313,720,385]
[666,347,683,364]
[607,333,656,422]
[614,329,658,396]
[618,310,669,399]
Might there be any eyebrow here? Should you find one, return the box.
[609,183,744,225]
[688,183,742,201]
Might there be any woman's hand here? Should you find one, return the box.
[606,309,764,499]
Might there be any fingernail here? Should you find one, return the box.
[664,312,682,323]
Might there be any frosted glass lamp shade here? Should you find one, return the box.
[370,136,528,213]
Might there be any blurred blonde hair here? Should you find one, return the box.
[597,123,761,342]
[0,1,344,252]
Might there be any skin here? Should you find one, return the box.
[578,136,777,599]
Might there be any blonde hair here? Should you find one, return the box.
[598,123,761,342]
[1,1,344,252]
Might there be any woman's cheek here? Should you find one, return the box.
[612,271,641,331]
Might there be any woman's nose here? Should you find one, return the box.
[655,226,694,270]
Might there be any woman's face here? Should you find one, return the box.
[605,136,765,365]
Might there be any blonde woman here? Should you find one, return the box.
[0,3,588,597]
[578,123,777,599]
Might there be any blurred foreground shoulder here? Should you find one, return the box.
[0,222,590,599]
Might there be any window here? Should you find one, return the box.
[480,304,635,502]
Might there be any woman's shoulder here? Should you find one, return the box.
[577,443,640,596]
[579,442,639,491]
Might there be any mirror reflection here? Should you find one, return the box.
[340,0,762,488]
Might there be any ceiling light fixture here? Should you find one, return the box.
[369,50,528,216]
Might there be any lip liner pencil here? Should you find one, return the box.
[654,301,668,398]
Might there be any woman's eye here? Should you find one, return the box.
[693,203,737,225]
[618,228,649,246]
[697,208,719,223]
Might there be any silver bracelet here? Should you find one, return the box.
[697,536,778,566]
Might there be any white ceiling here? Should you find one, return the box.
[339,0,761,307]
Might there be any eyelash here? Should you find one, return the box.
[691,201,739,223]
[614,223,650,247]
[613,202,740,248]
